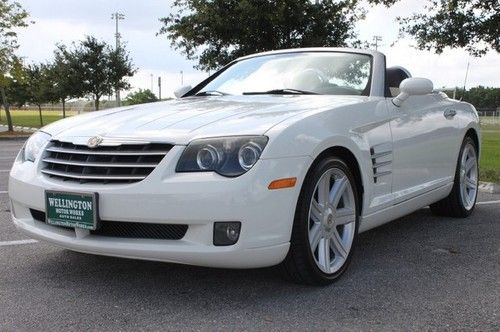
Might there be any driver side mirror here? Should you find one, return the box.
[174,85,192,99]
[392,78,433,107]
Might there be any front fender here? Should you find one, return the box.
[262,101,390,219]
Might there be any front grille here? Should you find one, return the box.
[30,209,188,240]
[42,140,172,184]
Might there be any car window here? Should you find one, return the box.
[198,52,372,96]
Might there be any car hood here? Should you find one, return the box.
[45,95,365,145]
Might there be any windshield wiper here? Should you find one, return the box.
[195,90,229,96]
[243,88,319,95]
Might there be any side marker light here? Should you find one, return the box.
[268,177,297,190]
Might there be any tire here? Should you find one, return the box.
[281,156,360,285]
[430,136,478,218]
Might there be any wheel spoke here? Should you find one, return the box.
[461,183,469,204]
[334,208,356,225]
[317,174,331,205]
[318,238,331,273]
[329,176,347,208]
[310,199,323,223]
[465,157,476,173]
[308,223,322,251]
[465,177,477,189]
[330,230,348,259]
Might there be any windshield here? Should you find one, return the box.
[197,52,372,96]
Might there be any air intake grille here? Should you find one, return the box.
[30,209,188,240]
[42,140,172,184]
[90,220,188,240]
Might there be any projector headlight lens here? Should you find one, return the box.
[196,144,222,170]
[238,142,263,171]
[177,136,268,177]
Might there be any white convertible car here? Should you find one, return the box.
[9,48,480,285]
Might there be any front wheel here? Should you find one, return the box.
[281,156,359,285]
[430,136,479,217]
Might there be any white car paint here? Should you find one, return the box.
[8,48,480,268]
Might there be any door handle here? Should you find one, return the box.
[444,109,457,119]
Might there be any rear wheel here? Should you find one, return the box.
[281,156,359,285]
[430,136,478,217]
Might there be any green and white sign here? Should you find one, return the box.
[45,191,98,230]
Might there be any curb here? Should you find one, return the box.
[0,135,31,140]
[0,124,36,140]
[479,182,500,194]
[0,136,29,142]
[0,124,37,133]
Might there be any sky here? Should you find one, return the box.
[14,0,500,98]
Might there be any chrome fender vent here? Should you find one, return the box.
[370,143,393,183]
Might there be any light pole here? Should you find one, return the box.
[372,36,382,51]
[111,12,125,107]
[461,61,470,101]
[158,77,162,100]
[180,70,184,86]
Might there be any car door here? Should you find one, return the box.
[388,93,461,202]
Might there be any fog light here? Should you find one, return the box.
[213,222,241,246]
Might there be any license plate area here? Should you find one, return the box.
[45,191,99,230]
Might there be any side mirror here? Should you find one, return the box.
[174,85,192,99]
[392,78,433,107]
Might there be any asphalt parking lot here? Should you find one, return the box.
[1,139,499,331]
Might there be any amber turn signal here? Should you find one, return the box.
[268,177,297,190]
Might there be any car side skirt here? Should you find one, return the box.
[359,182,453,232]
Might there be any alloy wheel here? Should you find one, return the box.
[308,167,356,274]
[459,143,478,210]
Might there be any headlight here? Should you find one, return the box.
[22,131,51,162]
[176,136,268,177]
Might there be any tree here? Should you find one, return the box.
[25,63,55,127]
[61,36,135,110]
[125,89,158,105]
[444,86,500,110]
[159,0,364,71]
[108,44,136,106]
[0,0,30,131]
[2,57,29,108]
[369,0,499,56]
[49,46,77,118]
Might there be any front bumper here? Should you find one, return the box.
[9,146,311,268]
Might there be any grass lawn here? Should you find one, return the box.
[0,109,77,128]
[479,117,500,183]
[1,110,499,183]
